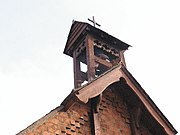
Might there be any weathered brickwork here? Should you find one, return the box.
[18,88,162,135]
[98,88,132,135]
[25,102,91,135]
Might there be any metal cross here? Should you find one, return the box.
[88,16,101,27]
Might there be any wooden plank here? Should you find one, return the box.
[73,51,81,88]
[119,50,126,67]
[70,22,81,38]
[93,112,101,135]
[94,55,112,68]
[86,35,101,135]
[86,35,96,81]
[67,24,87,53]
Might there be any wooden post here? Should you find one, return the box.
[86,35,101,135]
[86,35,96,82]
[119,50,126,67]
[92,112,101,135]
[73,51,81,88]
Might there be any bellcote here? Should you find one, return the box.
[64,21,131,89]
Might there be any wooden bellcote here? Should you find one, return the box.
[64,20,131,88]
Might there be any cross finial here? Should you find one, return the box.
[88,16,101,27]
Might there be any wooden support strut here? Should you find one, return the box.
[73,51,82,88]
[94,56,112,68]
[86,35,101,135]
[92,111,101,135]
[86,35,96,81]
[119,50,126,67]
[91,94,102,135]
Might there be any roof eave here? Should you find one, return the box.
[121,66,178,134]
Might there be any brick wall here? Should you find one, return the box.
[25,102,91,135]
[19,87,157,135]
[98,88,132,135]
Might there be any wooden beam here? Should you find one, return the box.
[86,35,96,81]
[73,51,82,88]
[119,50,126,67]
[92,112,101,135]
[66,24,87,53]
[85,35,102,135]
[94,56,112,68]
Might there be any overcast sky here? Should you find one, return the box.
[0,0,179,134]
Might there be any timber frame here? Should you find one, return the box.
[64,21,130,89]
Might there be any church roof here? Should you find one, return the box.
[64,21,131,57]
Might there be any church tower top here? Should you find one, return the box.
[64,20,130,57]
[64,20,131,89]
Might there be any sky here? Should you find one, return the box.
[0,0,179,134]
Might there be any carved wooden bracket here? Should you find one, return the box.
[75,64,123,103]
